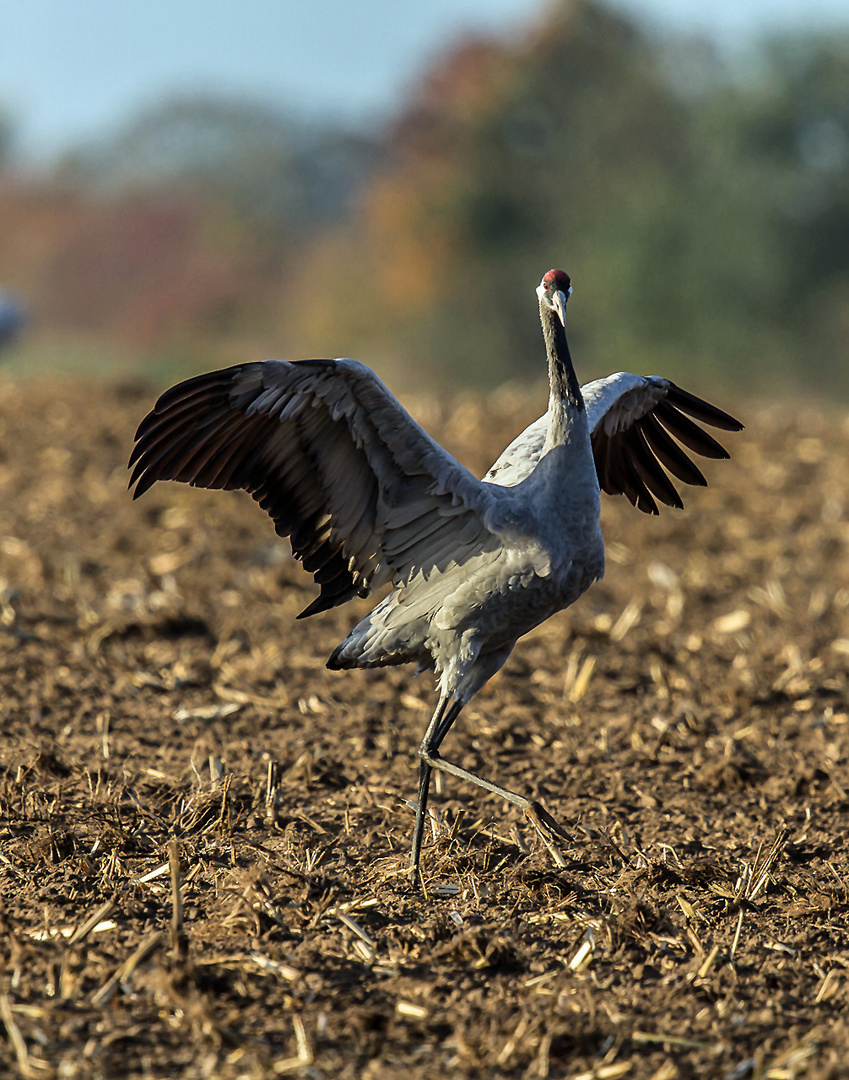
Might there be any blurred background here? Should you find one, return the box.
[0,0,847,397]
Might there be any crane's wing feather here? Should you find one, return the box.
[585,373,742,515]
[130,359,497,616]
[483,417,547,487]
[484,373,741,515]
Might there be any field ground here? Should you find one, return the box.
[1,378,848,1079]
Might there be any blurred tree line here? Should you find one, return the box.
[0,0,847,396]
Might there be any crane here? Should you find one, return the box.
[129,269,742,883]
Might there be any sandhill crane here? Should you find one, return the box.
[129,269,742,883]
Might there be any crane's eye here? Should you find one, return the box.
[543,282,550,290]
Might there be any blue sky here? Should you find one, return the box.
[2,0,847,161]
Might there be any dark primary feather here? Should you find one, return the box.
[665,384,742,431]
[130,366,362,616]
[589,382,743,516]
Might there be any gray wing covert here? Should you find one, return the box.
[483,373,742,512]
[483,416,547,488]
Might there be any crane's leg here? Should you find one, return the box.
[409,693,453,886]
[409,694,570,886]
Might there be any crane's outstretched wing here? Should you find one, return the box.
[584,374,742,514]
[485,373,742,515]
[129,359,497,617]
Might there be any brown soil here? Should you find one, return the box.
[1,378,848,1079]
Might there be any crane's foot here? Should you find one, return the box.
[526,800,572,841]
[525,801,573,868]
[408,802,572,887]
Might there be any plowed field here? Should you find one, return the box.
[1,378,848,1078]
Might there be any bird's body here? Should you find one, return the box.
[330,392,604,698]
[130,270,741,882]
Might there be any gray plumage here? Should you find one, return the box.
[129,269,742,882]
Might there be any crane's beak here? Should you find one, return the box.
[552,289,569,328]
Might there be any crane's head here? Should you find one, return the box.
[537,269,572,327]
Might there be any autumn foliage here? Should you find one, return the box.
[1,0,848,395]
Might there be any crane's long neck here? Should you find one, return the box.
[541,305,585,450]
